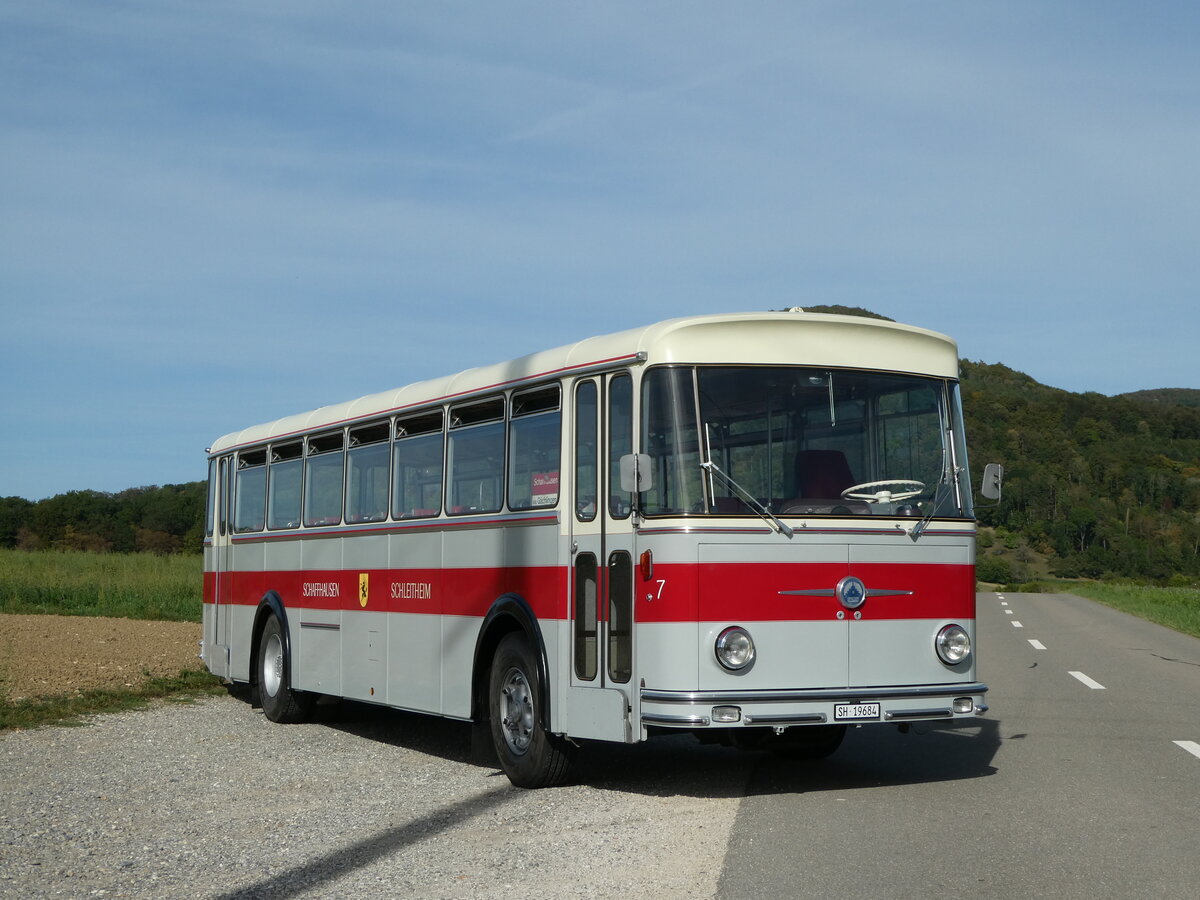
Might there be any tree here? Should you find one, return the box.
[0,496,33,548]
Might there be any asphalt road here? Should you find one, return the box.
[717,591,1200,899]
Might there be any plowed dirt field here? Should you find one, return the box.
[0,614,204,701]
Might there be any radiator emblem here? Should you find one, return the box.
[836,575,867,609]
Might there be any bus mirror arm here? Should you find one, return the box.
[700,461,794,539]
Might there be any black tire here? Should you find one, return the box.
[769,724,846,760]
[257,613,313,724]
[488,633,573,788]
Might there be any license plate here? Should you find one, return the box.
[835,702,880,721]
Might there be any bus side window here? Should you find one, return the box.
[393,410,445,519]
[346,421,391,523]
[304,431,345,527]
[509,385,561,511]
[233,449,267,533]
[448,398,505,515]
[267,442,303,530]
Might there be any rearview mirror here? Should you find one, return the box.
[620,453,653,493]
[980,463,1003,501]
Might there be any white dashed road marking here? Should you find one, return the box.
[1173,741,1200,760]
[1069,671,1105,690]
[1028,639,1046,650]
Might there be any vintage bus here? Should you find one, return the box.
[202,311,998,788]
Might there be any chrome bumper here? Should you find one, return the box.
[641,682,989,729]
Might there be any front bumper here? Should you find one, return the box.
[641,682,989,729]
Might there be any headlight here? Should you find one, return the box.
[715,626,755,670]
[935,624,971,665]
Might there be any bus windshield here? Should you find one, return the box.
[641,366,973,519]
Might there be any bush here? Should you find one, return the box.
[976,555,1014,584]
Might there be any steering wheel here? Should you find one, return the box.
[840,480,925,503]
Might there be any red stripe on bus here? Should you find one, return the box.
[206,562,973,624]
[205,566,566,620]
[637,562,975,623]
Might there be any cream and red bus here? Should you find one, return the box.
[202,311,997,787]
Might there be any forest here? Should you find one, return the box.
[1,310,1197,586]
[962,360,1200,583]
[0,483,206,555]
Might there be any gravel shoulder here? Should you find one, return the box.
[0,694,747,899]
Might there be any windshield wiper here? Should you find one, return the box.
[700,461,794,539]
[908,465,963,542]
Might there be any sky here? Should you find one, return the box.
[2,1,1199,501]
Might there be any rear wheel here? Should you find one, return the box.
[489,633,573,788]
[257,613,313,724]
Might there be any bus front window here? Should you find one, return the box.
[642,366,971,519]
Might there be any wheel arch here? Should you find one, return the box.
[249,591,291,689]
[471,593,552,729]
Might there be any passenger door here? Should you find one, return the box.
[564,373,636,742]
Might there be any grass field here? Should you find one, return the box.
[0,549,212,730]
[0,548,201,622]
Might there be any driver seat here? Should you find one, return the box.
[796,450,854,498]
[779,450,862,515]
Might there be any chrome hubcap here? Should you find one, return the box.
[498,667,534,755]
[262,633,283,698]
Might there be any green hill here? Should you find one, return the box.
[962,361,1200,582]
[1119,388,1200,409]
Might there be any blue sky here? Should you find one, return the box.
[2,1,1198,501]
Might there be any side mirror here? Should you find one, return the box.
[980,463,1003,501]
[620,453,653,492]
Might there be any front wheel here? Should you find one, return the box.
[488,633,573,788]
[257,613,313,724]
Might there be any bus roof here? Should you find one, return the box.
[208,311,959,455]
